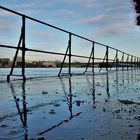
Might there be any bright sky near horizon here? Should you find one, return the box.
[0,0,139,61]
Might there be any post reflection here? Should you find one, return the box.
[122,70,125,85]
[106,70,110,98]
[115,70,119,94]
[60,77,73,119]
[38,77,82,136]
[10,82,28,140]
[86,74,96,107]
[127,70,130,84]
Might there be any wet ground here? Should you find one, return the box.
[1,70,140,140]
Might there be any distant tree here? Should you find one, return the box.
[132,0,140,25]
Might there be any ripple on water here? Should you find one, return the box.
[0,127,26,139]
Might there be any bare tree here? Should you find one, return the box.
[132,0,140,25]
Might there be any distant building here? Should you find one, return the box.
[42,61,56,67]
[0,58,10,67]
[14,57,22,67]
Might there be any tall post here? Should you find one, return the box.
[127,54,129,70]
[92,42,95,74]
[7,15,26,82]
[137,58,139,69]
[134,57,136,69]
[131,55,133,70]
[22,16,26,81]
[106,46,109,71]
[133,57,135,69]
[116,50,118,71]
[69,33,72,76]
[121,52,124,71]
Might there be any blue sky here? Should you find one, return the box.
[0,0,139,61]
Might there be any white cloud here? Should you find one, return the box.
[0,10,15,17]
[73,15,107,25]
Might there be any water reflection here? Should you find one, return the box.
[38,77,82,136]
[106,71,110,98]
[127,70,130,84]
[115,70,119,94]
[122,70,125,85]
[2,69,140,139]
[10,82,28,140]
[60,77,73,118]
[86,75,96,107]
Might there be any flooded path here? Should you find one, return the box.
[1,70,140,140]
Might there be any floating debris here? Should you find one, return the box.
[113,109,120,114]
[103,108,106,112]
[134,116,140,120]
[49,109,56,115]
[96,82,101,86]
[54,103,60,107]
[37,135,46,140]
[30,135,46,140]
[75,100,82,106]
[0,124,8,128]
[41,91,48,95]
[0,128,25,139]
[128,124,134,127]
[118,99,140,105]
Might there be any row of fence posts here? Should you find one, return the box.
[3,15,140,82]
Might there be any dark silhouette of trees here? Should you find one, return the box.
[132,0,140,25]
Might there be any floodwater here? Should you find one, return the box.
[1,69,140,140]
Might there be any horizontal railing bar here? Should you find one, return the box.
[27,48,65,56]
[0,5,138,58]
[0,44,18,49]
[1,44,140,61]
[0,5,24,16]
[0,44,115,61]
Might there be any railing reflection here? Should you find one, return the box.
[86,75,96,107]
[106,71,110,98]
[38,77,82,136]
[60,77,73,118]
[10,82,28,140]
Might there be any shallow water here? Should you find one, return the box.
[0,67,110,82]
[0,69,140,140]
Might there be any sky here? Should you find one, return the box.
[0,0,140,61]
